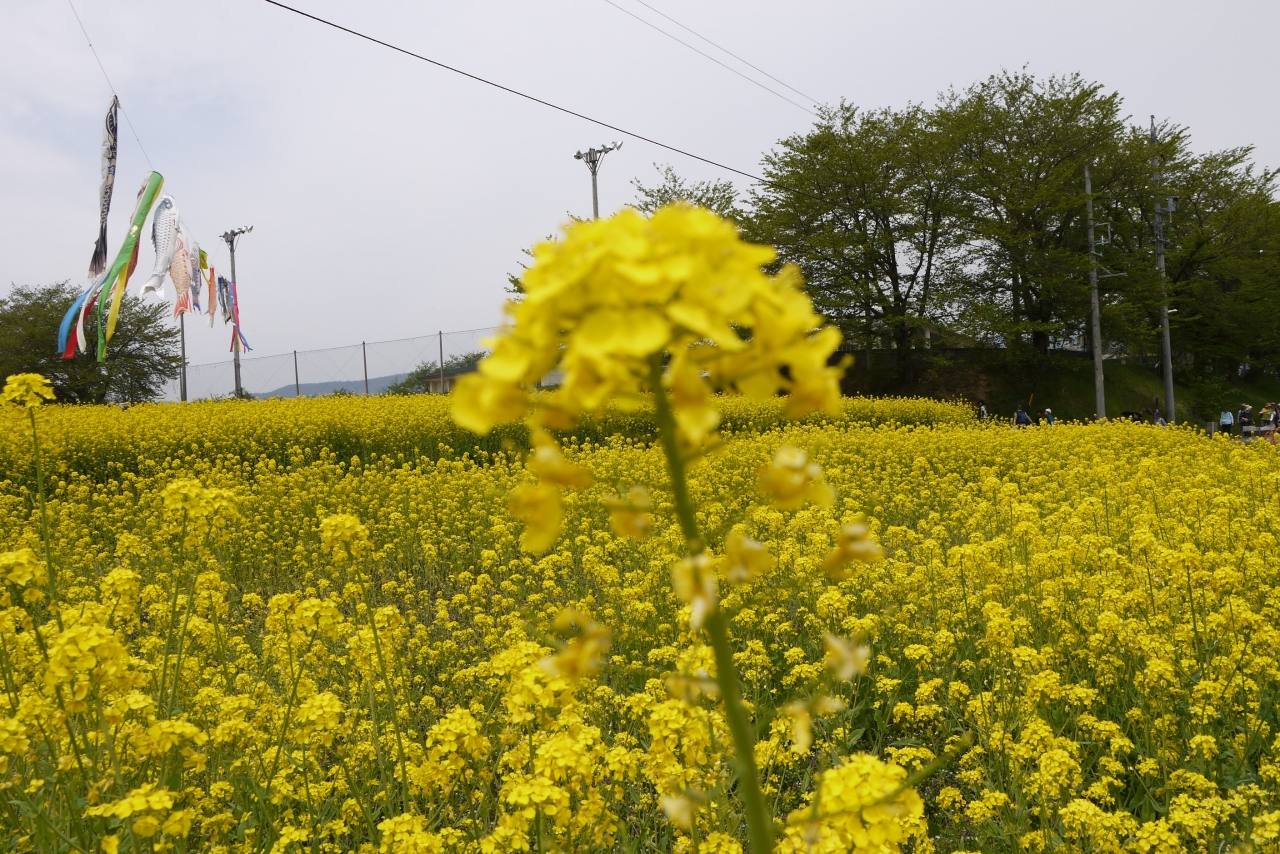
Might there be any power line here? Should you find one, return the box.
[597,0,816,117]
[65,0,154,169]
[625,0,819,106]
[262,0,773,186]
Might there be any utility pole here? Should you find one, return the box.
[1150,117,1177,424]
[574,142,622,218]
[1084,165,1105,420]
[220,225,253,399]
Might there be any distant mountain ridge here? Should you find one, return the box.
[259,374,407,398]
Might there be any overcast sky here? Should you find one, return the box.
[3,0,1277,367]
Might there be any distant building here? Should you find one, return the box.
[425,365,475,394]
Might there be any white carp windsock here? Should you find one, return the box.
[170,220,194,317]
[141,195,179,298]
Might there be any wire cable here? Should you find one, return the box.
[262,0,773,185]
[597,0,816,116]
[625,0,819,106]
[65,0,154,169]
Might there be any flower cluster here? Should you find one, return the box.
[2,373,55,409]
[452,205,844,442]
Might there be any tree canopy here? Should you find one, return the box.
[0,283,181,404]
[632,164,741,221]
[638,70,1280,384]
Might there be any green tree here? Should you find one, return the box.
[0,283,181,403]
[1160,147,1280,377]
[942,71,1133,357]
[1081,121,1280,381]
[631,164,741,221]
[746,102,965,379]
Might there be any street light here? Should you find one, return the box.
[220,225,253,398]
[574,142,622,219]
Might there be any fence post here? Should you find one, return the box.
[438,330,445,393]
[179,314,188,402]
[362,341,369,396]
[293,350,300,398]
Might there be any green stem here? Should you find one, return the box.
[647,357,773,854]
[264,625,321,797]
[29,410,60,628]
[360,574,411,814]
[647,360,702,554]
[165,569,200,716]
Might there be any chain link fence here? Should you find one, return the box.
[162,328,501,401]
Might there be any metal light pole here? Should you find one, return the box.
[1150,118,1177,424]
[220,225,253,399]
[1084,165,1105,419]
[179,313,188,402]
[574,142,622,219]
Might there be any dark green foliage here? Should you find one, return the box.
[697,69,1280,391]
[0,282,180,404]
[747,102,964,383]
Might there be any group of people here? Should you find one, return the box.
[976,400,1054,426]
[1218,403,1280,438]
[1013,406,1054,426]
[974,398,1280,436]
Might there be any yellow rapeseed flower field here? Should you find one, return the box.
[4,205,1280,854]
[0,393,967,490]
[3,393,1279,853]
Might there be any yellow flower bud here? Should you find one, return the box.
[508,483,564,554]
[757,446,835,510]
[603,486,653,539]
[821,519,884,578]
[526,436,593,489]
[671,554,717,630]
[824,632,871,681]
[721,529,774,586]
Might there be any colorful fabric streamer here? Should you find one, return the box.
[170,220,194,317]
[216,275,251,352]
[190,247,205,314]
[57,273,107,358]
[229,278,250,350]
[88,96,119,277]
[205,266,217,327]
[96,171,164,361]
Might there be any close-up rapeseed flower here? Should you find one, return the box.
[2,373,55,409]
